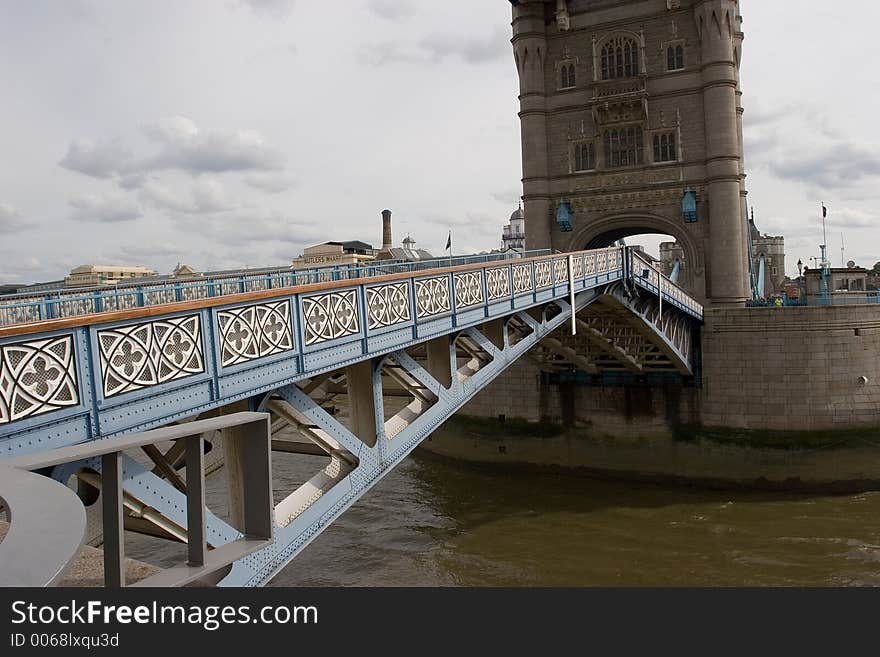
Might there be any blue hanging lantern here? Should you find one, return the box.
[682,188,698,223]
[556,200,573,232]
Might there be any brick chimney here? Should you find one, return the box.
[381,209,393,252]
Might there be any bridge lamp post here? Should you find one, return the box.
[797,259,804,300]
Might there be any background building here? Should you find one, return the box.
[292,241,376,269]
[804,266,868,303]
[382,235,434,262]
[749,215,785,298]
[64,265,157,288]
[501,205,526,252]
[659,241,685,280]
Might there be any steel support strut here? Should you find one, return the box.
[219,293,597,586]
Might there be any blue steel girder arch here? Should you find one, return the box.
[539,285,696,377]
[597,283,695,375]
[0,248,702,586]
[566,211,706,303]
[224,299,599,586]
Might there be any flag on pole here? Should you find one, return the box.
[822,204,827,218]
[445,231,452,251]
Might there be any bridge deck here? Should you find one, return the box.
[0,247,703,587]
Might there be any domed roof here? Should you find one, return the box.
[510,206,524,222]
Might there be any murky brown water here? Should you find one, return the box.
[126,445,880,587]
[265,453,880,587]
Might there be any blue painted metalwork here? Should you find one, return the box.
[670,258,681,283]
[556,201,573,232]
[0,251,555,328]
[0,247,703,587]
[682,188,698,223]
[0,248,699,450]
[756,254,766,298]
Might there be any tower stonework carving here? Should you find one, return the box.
[509,0,749,305]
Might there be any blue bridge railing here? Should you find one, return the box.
[0,250,553,328]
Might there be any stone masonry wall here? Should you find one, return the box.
[461,306,880,435]
[460,350,699,439]
[701,306,880,431]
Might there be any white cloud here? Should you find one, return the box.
[0,203,34,232]
[61,117,285,183]
[58,138,132,178]
[179,210,325,248]
[366,0,416,22]
[360,27,509,66]
[139,177,235,215]
[68,193,142,223]
[140,117,285,175]
[192,178,234,213]
[244,172,299,194]
[237,0,296,18]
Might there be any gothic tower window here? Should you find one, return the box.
[667,44,684,71]
[559,62,576,89]
[653,132,677,162]
[604,126,644,167]
[601,36,639,80]
[573,142,595,171]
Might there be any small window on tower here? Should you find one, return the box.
[653,133,677,163]
[573,142,594,172]
[559,62,576,89]
[667,45,684,71]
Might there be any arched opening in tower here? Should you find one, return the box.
[586,230,686,288]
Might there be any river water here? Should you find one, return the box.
[263,452,880,587]
[125,441,880,587]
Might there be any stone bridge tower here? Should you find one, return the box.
[509,0,749,305]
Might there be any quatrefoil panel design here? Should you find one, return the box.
[302,291,360,346]
[454,272,484,309]
[486,267,511,300]
[535,261,553,288]
[0,335,79,424]
[218,300,294,367]
[98,315,205,399]
[367,283,411,330]
[573,256,584,279]
[597,252,608,273]
[415,277,451,318]
[513,264,533,294]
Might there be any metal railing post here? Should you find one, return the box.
[101,451,125,587]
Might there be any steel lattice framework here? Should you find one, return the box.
[0,248,702,587]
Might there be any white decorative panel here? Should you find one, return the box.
[0,335,79,424]
[513,264,533,294]
[98,315,205,398]
[218,300,294,367]
[486,267,511,300]
[302,291,359,346]
[181,286,209,302]
[367,283,411,330]
[454,272,484,309]
[535,261,553,288]
[415,277,451,318]
[573,256,584,279]
[586,255,596,276]
[554,259,569,284]
[597,252,608,273]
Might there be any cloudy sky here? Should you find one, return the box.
[0,0,878,284]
